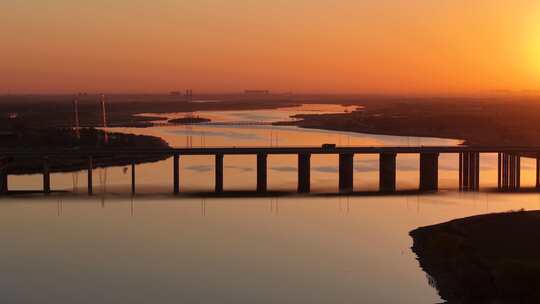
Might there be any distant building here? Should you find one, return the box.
[171,90,193,101]
[244,90,270,95]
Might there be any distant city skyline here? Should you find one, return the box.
[2,0,540,94]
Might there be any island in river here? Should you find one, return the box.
[410,210,540,303]
[168,116,211,124]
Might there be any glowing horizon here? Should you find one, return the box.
[2,0,540,94]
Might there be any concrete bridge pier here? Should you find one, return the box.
[459,152,480,191]
[131,160,136,195]
[257,153,268,193]
[298,153,311,193]
[173,154,180,195]
[43,157,51,194]
[0,173,6,194]
[474,152,480,190]
[0,171,7,195]
[419,153,439,191]
[460,152,469,190]
[215,154,224,193]
[536,154,540,189]
[88,156,93,196]
[0,157,10,195]
[498,153,502,190]
[517,155,521,189]
[514,154,520,189]
[499,153,520,191]
[379,153,396,192]
[339,153,354,193]
[510,154,516,189]
[502,153,509,190]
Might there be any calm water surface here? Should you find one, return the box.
[3,104,537,303]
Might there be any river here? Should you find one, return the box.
[1,103,539,303]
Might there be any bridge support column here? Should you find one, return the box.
[339,153,354,193]
[499,153,520,191]
[461,152,469,191]
[257,153,268,193]
[379,153,396,192]
[536,155,540,190]
[0,171,7,195]
[215,154,224,193]
[131,160,136,195]
[88,156,93,196]
[503,153,509,190]
[298,153,311,193]
[0,158,9,195]
[173,154,180,195]
[510,154,516,189]
[498,153,502,190]
[419,153,439,192]
[517,155,521,190]
[475,152,480,190]
[459,152,480,191]
[459,153,463,191]
[43,157,51,194]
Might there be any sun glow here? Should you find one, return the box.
[2,0,540,94]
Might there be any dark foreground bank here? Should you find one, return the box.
[410,210,540,303]
[3,128,170,174]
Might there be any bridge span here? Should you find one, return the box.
[0,146,539,195]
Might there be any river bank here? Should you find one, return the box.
[3,128,170,174]
[6,94,540,150]
[5,94,540,147]
[277,97,540,147]
[410,210,540,303]
[0,94,302,129]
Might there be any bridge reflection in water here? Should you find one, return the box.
[1,146,539,195]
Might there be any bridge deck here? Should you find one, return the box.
[0,147,538,195]
[0,146,540,157]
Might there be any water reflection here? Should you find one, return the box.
[2,193,540,303]
[338,196,351,214]
[2,105,537,303]
[269,197,279,215]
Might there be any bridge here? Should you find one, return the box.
[0,146,539,195]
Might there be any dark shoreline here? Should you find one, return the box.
[4,128,170,175]
[276,98,540,147]
[411,211,540,303]
[168,116,211,124]
[5,94,540,148]
[0,94,302,129]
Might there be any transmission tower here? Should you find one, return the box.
[99,93,109,194]
[100,94,109,143]
[73,98,80,139]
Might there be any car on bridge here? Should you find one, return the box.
[322,144,337,150]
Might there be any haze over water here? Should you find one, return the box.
[3,104,540,303]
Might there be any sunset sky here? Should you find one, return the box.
[2,0,540,94]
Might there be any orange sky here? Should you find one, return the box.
[2,0,540,94]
